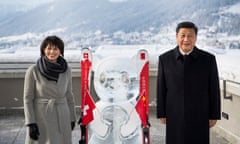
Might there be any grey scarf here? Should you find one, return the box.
[37,56,67,81]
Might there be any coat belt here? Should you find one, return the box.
[35,97,67,133]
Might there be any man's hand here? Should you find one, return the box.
[209,120,217,128]
[160,118,166,124]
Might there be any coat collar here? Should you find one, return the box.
[174,46,199,61]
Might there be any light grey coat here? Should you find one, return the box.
[24,64,76,144]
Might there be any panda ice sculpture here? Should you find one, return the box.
[79,47,150,144]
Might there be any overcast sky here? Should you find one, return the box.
[0,0,53,6]
[0,0,128,6]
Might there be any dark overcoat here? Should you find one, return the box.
[156,47,221,144]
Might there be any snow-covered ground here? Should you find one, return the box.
[216,50,240,83]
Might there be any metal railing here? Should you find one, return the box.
[221,79,240,100]
[0,61,80,71]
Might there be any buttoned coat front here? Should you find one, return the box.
[156,47,221,144]
[24,64,76,144]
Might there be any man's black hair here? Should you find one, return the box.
[176,21,198,35]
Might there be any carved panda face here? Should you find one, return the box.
[94,57,139,103]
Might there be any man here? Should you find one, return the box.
[156,21,221,144]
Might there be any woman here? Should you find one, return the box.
[23,35,76,144]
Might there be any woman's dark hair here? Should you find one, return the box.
[176,21,198,35]
[40,35,64,56]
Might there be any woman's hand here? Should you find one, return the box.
[71,121,75,130]
[27,123,40,140]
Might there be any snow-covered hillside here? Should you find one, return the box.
[0,0,240,83]
[0,0,240,48]
[0,0,240,36]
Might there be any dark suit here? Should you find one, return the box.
[156,46,221,144]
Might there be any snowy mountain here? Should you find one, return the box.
[0,0,240,51]
[0,0,239,36]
